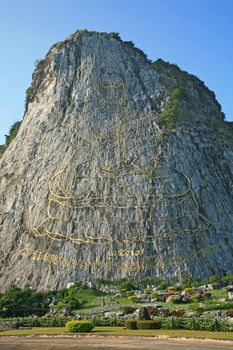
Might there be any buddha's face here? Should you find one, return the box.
[93,72,127,112]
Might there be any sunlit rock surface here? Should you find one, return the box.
[0,30,232,290]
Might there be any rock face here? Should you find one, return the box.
[0,30,233,291]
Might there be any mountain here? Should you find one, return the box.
[0,30,232,291]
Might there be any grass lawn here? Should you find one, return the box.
[74,289,109,311]
[210,289,227,299]
[1,327,233,340]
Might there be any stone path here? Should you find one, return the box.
[0,336,232,350]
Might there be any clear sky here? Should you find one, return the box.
[0,0,232,144]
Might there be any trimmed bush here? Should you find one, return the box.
[184,287,196,293]
[93,318,124,327]
[124,320,138,330]
[65,320,94,333]
[151,292,158,300]
[20,316,68,327]
[144,288,153,294]
[168,297,180,304]
[137,320,161,330]
[128,295,138,302]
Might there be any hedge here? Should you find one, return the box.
[124,320,138,330]
[137,320,161,330]
[65,320,94,333]
[159,317,233,332]
[1,316,233,332]
[125,317,233,332]
[93,317,124,327]
[125,320,161,330]
[16,316,68,327]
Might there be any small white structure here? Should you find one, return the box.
[88,281,96,289]
[67,282,75,289]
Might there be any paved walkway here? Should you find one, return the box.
[0,336,232,350]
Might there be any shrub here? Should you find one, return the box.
[168,297,180,304]
[158,282,168,290]
[175,285,183,292]
[93,318,124,327]
[208,275,222,284]
[106,32,121,41]
[162,317,182,330]
[167,286,176,290]
[118,281,136,291]
[124,320,138,330]
[203,302,233,311]
[25,86,33,112]
[128,295,138,303]
[157,317,233,332]
[137,320,161,330]
[95,278,115,286]
[158,88,182,130]
[0,144,5,157]
[20,316,68,328]
[184,287,196,293]
[119,288,127,296]
[0,121,22,158]
[126,291,134,297]
[152,292,158,300]
[55,285,80,311]
[65,320,94,333]
[191,295,202,303]
[5,122,22,146]
[144,288,152,294]
[157,294,166,302]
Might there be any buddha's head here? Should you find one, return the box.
[93,68,127,112]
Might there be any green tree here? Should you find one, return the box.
[158,87,182,130]
[5,121,21,146]
[0,285,50,316]
[0,144,5,157]
[55,286,80,311]
[117,280,136,291]
[25,86,33,112]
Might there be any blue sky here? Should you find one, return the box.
[0,0,232,144]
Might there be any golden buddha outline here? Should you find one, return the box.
[32,65,212,246]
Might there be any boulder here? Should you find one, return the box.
[138,307,151,320]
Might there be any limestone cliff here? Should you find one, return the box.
[0,30,232,290]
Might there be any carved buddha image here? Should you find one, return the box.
[33,66,212,247]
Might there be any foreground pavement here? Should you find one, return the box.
[0,336,233,350]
